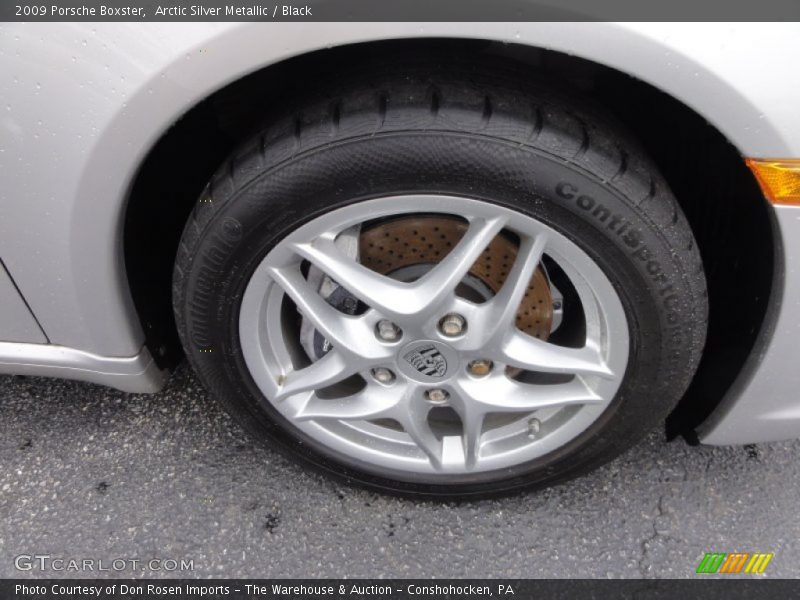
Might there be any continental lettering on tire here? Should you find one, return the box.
[555,181,685,378]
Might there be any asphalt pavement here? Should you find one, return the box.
[1,365,798,579]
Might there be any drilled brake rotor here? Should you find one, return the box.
[359,217,553,339]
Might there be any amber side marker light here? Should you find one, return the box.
[746,158,800,205]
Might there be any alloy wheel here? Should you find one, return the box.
[239,195,629,480]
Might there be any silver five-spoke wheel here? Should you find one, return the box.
[239,195,629,479]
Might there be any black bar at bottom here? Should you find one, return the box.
[0,579,791,600]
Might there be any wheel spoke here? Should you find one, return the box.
[273,350,353,402]
[290,216,505,319]
[484,233,548,336]
[501,330,613,378]
[298,382,444,471]
[412,215,507,309]
[451,402,485,469]
[291,236,417,316]
[295,382,406,421]
[366,384,446,470]
[268,265,386,360]
[456,374,602,413]
[398,404,443,470]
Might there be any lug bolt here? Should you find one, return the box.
[527,418,541,439]
[425,389,450,404]
[467,359,493,377]
[372,367,395,384]
[376,320,402,342]
[439,313,466,337]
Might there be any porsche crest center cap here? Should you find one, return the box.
[397,341,460,382]
[404,344,447,377]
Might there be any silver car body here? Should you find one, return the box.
[1,22,798,444]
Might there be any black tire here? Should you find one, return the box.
[173,63,707,499]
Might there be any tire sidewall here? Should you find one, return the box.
[178,133,693,497]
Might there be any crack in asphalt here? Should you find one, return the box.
[638,494,667,578]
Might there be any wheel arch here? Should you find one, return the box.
[121,35,774,436]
